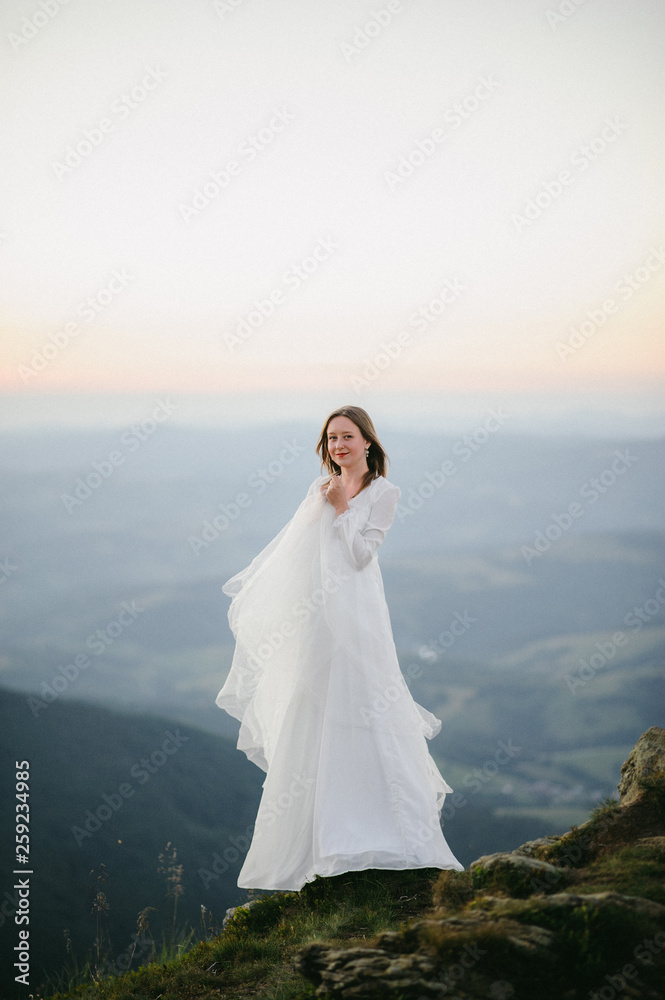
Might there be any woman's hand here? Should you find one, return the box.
[320,475,349,515]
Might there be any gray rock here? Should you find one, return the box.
[222,898,260,929]
[484,890,665,921]
[512,836,561,858]
[295,942,449,998]
[618,725,665,805]
[470,852,560,878]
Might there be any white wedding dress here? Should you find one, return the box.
[216,474,463,890]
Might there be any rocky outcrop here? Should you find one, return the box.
[618,725,665,806]
[295,728,665,999]
[222,898,260,928]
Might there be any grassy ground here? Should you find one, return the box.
[40,868,442,1000]
[36,794,665,1000]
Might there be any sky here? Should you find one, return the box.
[0,0,664,427]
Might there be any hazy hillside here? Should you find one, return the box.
[1,427,663,732]
[0,690,262,989]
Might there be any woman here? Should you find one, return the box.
[216,405,463,890]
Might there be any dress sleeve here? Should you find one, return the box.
[331,482,401,570]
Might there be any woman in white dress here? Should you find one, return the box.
[216,405,463,890]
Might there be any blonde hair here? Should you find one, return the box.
[316,405,388,494]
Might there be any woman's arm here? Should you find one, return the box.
[331,483,401,569]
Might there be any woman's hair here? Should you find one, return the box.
[316,405,389,493]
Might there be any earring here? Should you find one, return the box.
[365,447,370,457]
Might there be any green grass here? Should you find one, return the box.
[576,843,665,904]
[41,868,442,1000]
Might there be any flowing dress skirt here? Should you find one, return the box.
[216,479,463,890]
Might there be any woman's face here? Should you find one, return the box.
[326,416,369,471]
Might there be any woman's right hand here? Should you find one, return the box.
[320,475,349,515]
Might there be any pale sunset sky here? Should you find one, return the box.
[0,0,664,426]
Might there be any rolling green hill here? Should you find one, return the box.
[0,690,262,993]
